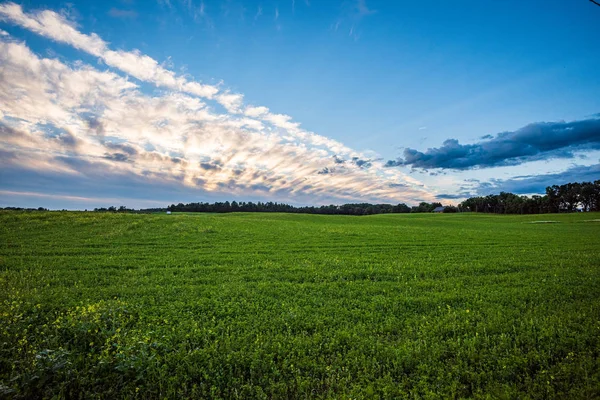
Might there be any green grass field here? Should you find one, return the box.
[1,211,599,399]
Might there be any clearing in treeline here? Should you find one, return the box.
[1,211,599,398]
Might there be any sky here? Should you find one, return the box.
[0,0,599,209]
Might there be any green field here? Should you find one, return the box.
[1,211,599,399]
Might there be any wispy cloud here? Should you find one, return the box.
[254,5,262,20]
[191,0,214,27]
[355,0,376,17]
[334,0,375,41]
[157,0,173,9]
[0,3,433,205]
[108,8,138,19]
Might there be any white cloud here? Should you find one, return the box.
[0,4,433,204]
[0,2,106,56]
[0,2,357,158]
[245,105,270,118]
[216,92,244,113]
[0,2,218,98]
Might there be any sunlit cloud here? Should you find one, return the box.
[0,2,433,205]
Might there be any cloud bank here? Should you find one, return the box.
[435,163,600,200]
[0,2,432,205]
[386,117,600,170]
[475,163,600,195]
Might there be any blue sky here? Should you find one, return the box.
[0,0,599,209]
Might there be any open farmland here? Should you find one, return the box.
[1,211,599,399]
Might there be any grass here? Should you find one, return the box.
[1,211,599,399]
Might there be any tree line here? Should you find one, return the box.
[459,180,600,214]
[165,180,599,215]
[3,180,598,215]
[165,201,416,215]
[164,201,461,215]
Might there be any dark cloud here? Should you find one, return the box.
[199,160,223,171]
[0,123,29,142]
[388,183,407,188]
[54,156,97,170]
[199,162,219,170]
[35,123,81,148]
[436,193,470,200]
[104,153,129,162]
[0,123,14,135]
[249,184,271,192]
[317,167,331,174]
[480,134,494,140]
[351,157,372,168]
[0,149,17,161]
[386,116,600,170]
[104,142,138,156]
[57,131,79,147]
[328,155,372,169]
[85,117,105,136]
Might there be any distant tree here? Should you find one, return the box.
[412,202,439,213]
[545,185,560,213]
[558,183,580,212]
[594,181,600,211]
[579,182,595,211]
[393,203,411,213]
[457,179,600,215]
